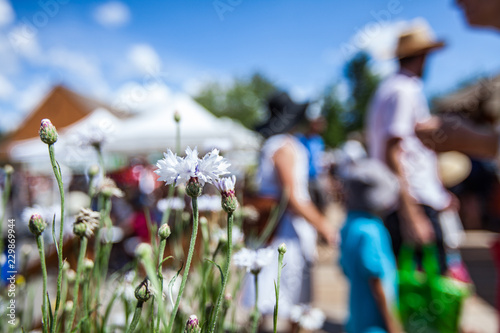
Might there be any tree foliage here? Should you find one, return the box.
[194,73,278,130]
[321,52,380,147]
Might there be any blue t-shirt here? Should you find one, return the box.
[296,134,324,180]
[339,211,398,333]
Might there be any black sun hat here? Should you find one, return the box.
[255,92,309,139]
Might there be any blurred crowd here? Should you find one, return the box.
[4,1,500,332]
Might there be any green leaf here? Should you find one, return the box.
[168,263,184,308]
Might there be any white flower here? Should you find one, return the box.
[213,175,236,194]
[197,148,231,185]
[155,150,183,185]
[233,247,274,274]
[155,146,230,186]
[211,225,244,245]
[290,305,326,331]
[157,197,186,211]
[196,195,222,212]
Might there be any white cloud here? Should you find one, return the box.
[93,1,131,28]
[127,44,162,75]
[0,74,14,100]
[7,24,42,63]
[14,79,51,112]
[111,81,173,114]
[0,0,14,28]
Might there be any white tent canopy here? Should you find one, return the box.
[8,89,261,171]
[106,92,261,155]
[9,108,124,171]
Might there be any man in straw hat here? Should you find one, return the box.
[414,0,500,158]
[366,19,452,274]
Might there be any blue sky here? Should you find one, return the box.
[1,0,500,132]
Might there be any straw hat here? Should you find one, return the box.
[437,151,472,188]
[396,19,445,59]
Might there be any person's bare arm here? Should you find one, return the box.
[386,137,434,244]
[415,116,499,158]
[370,278,401,333]
[273,143,334,244]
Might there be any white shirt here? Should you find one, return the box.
[367,71,450,211]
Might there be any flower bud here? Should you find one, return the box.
[66,269,77,283]
[186,177,203,198]
[88,164,100,177]
[158,223,171,240]
[185,315,200,333]
[221,195,238,214]
[65,301,73,313]
[63,261,70,271]
[4,164,13,175]
[278,243,287,255]
[83,258,94,273]
[29,214,46,236]
[199,216,208,226]
[174,111,181,123]
[134,278,151,302]
[39,119,58,145]
[135,243,153,260]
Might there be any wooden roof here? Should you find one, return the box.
[0,85,128,161]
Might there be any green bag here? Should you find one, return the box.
[398,245,471,333]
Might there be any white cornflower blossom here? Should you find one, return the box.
[155,149,182,185]
[213,175,236,194]
[154,147,230,187]
[197,148,231,185]
[290,305,326,331]
[213,175,238,213]
[233,247,274,274]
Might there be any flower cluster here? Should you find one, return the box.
[233,247,274,274]
[155,147,230,196]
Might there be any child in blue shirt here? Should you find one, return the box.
[339,159,401,333]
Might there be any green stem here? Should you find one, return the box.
[67,237,89,330]
[274,252,284,333]
[48,144,65,333]
[209,213,234,333]
[126,301,144,333]
[82,275,90,333]
[167,197,199,332]
[176,121,181,154]
[155,239,166,333]
[36,235,49,333]
[251,272,260,333]
[0,170,12,254]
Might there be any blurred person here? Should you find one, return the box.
[339,158,400,333]
[366,20,452,274]
[415,0,500,158]
[296,114,328,211]
[245,92,334,329]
